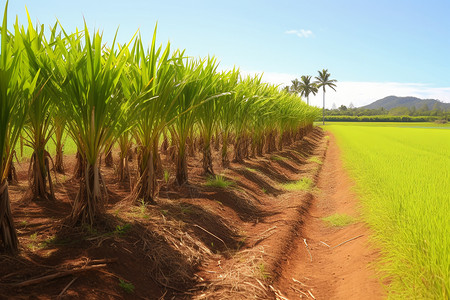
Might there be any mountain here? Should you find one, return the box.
[361,96,450,110]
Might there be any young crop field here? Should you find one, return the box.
[327,123,450,299]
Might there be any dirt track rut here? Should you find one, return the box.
[275,132,385,300]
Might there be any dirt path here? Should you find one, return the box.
[276,133,385,300]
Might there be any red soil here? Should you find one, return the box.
[275,132,385,299]
[0,129,384,299]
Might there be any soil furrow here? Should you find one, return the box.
[275,132,385,300]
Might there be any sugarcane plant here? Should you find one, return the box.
[250,91,274,157]
[194,57,223,175]
[57,23,129,225]
[231,75,264,162]
[17,14,63,200]
[125,30,185,203]
[0,1,40,252]
[217,68,240,167]
[170,55,230,184]
[114,76,133,184]
[169,57,204,185]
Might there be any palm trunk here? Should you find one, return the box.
[0,180,18,253]
[322,89,325,125]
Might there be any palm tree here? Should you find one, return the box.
[299,75,318,105]
[290,78,301,94]
[315,69,337,125]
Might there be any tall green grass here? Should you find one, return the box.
[328,124,450,299]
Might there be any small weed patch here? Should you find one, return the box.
[114,224,132,236]
[163,170,170,184]
[119,279,135,294]
[281,177,313,191]
[30,232,38,241]
[180,205,192,215]
[205,175,234,188]
[257,263,270,279]
[308,156,323,164]
[322,213,356,227]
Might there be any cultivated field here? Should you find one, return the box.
[2,1,449,298]
[1,4,326,298]
[327,122,450,299]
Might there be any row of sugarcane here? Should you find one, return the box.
[0,3,320,253]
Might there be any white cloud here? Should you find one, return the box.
[238,70,450,108]
[285,29,314,38]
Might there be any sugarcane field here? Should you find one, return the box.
[1,1,449,299]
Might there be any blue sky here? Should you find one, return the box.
[4,0,450,107]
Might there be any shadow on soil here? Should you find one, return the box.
[159,183,276,223]
[230,167,284,197]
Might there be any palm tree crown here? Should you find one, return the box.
[290,78,301,94]
[299,75,318,105]
[314,69,337,125]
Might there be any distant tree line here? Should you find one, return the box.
[325,102,449,119]
[323,115,445,122]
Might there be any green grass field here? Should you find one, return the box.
[316,121,450,128]
[327,122,449,299]
[15,133,78,162]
